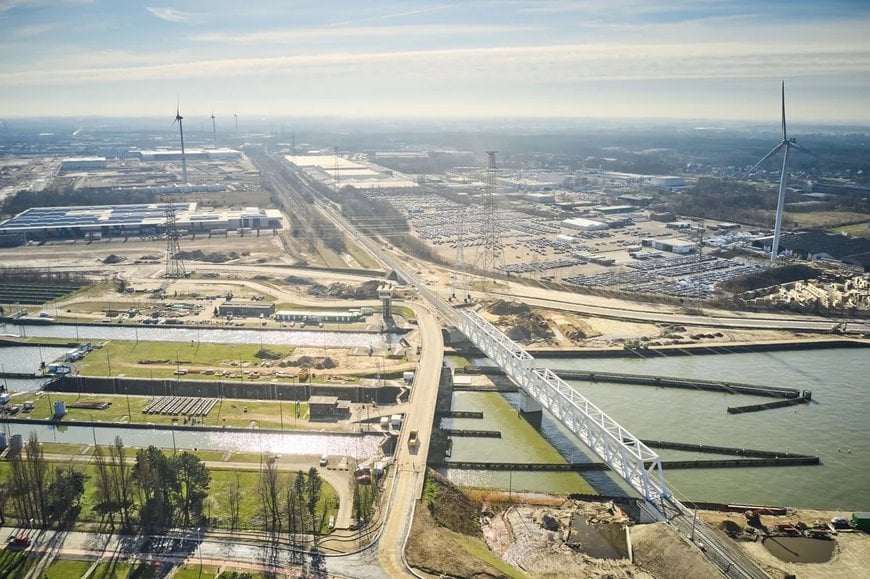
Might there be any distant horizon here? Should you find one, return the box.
[3,113,870,132]
[2,1,869,123]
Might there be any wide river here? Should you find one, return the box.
[449,347,869,511]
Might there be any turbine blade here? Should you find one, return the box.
[747,143,785,176]
[789,141,820,159]
[781,81,787,141]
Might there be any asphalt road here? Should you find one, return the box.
[377,304,443,578]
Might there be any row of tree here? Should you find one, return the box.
[0,433,211,532]
[253,458,329,547]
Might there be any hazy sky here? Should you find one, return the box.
[2,0,870,122]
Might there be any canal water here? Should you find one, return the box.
[0,422,385,459]
[452,348,869,511]
[0,322,400,349]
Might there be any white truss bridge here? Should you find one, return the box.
[458,309,670,514]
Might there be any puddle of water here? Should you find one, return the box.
[567,515,627,559]
[762,536,835,563]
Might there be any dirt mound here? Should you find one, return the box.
[290,355,337,370]
[284,275,314,285]
[488,300,531,316]
[175,250,240,263]
[559,323,587,343]
[631,522,720,579]
[254,348,282,360]
[500,312,554,344]
[306,279,380,299]
[407,506,511,579]
[426,470,481,536]
[102,254,126,264]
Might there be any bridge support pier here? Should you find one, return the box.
[518,389,543,428]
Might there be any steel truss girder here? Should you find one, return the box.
[459,310,670,506]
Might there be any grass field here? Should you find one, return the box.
[76,340,296,380]
[784,210,870,229]
[44,559,94,579]
[833,222,870,237]
[25,393,309,430]
[172,565,223,579]
[0,452,338,533]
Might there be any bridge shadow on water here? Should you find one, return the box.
[499,392,630,497]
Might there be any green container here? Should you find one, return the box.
[852,512,870,531]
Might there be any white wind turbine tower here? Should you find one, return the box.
[747,82,813,260]
[172,102,189,183]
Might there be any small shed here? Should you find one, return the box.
[308,395,351,419]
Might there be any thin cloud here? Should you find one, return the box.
[3,41,869,86]
[11,21,61,38]
[146,6,191,23]
[194,24,532,44]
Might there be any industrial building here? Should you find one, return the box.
[561,217,608,232]
[285,154,418,191]
[217,301,276,318]
[597,205,637,215]
[645,238,697,254]
[273,309,365,323]
[134,148,242,161]
[0,202,283,240]
[60,157,107,171]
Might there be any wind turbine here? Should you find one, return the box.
[233,112,238,133]
[211,109,217,144]
[747,82,813,260]
[172,101,189,183]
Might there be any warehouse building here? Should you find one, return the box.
[561,217,608,232]
[0,202,283,240]
[134,148,242,161]
[273,309,365,323]
[645,238,697,254]
[217,301,276,318]
[60,157,107,171]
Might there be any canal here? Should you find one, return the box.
[1,322,401,349]
[449,347,869,510]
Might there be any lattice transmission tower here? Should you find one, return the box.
[164,204,187,278]
[452,205,468,302]
[475,151,503,274]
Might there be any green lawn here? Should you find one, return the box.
[76,340,295,379]
[91,561,159,579]
[0,456,338,533]
[208,467,338,532]
[24,393,309,430]
[172,564,222,579]
[44,559,94,578]
[833,221,870,238]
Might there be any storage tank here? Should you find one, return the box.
[53,400,67,418]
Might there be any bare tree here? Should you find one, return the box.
[257,456,282,535]
[93,445,118,529]
[110,436,134,530]
[284,472,303,546]
[227,471,242,533]
[24,432,49,526]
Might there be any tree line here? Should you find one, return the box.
[253,457,332,547]
[0,433,211,532]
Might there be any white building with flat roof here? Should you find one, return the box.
[562,217,608,231]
